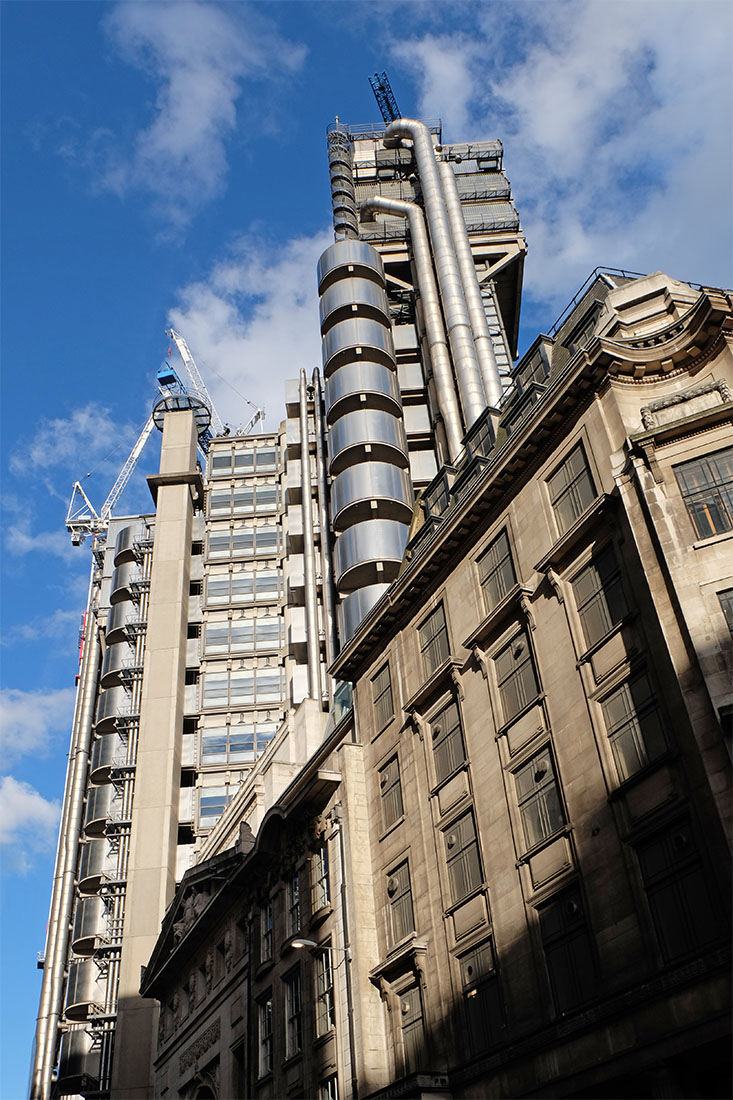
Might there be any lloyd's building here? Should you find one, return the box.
[32,103,732,1100]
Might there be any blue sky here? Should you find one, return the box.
[1,0,731,1094]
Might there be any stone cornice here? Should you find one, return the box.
[330,286,732,684]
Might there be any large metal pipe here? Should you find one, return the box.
[438,159,503,407]
[299,370,322,700]
[312,368,339,690]
[361,195,464,462]
[31,564,101,1100]
[384,118,487,428]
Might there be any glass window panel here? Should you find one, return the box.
[203,673,229,705]
[230,670,255,703]
[478,531,516,611]
[201,730,228,764]
[232,488,255,514]
[231,574,255,601]
[234,451,255,471]
[256,487,278,509]
[255,617,281,648]
[228,731,255,762]
[548,444,596,534]
[208,532,231,558]
[200,786,228,820]
[515,752,565,850]
[674,447,733,539]
[419,605,450,677]
[230,621,255,651]
[256,449,277,471]
[601,673,666,782]
[207,576,230,604]
[212,451,232,471]
[255,670,281,702]
[210,489,231,515]
[495,632,539,723]
[232,529,255,554]
[255,573,278,600]
[204,623,230,653]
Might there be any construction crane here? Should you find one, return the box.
[165,328,264,437]
[166,328,226,437]
[65,415,155,546]
[369,71,402,123]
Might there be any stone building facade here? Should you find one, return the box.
[141,269,732,1098]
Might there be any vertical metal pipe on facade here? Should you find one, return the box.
[360,195,464,462]
[312,368,339,689]
[31,565,101,1100]
[438,159,504,408]
[299,370,323,701]
[384,118,487,429]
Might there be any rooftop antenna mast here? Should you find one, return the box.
[368,71,402,123]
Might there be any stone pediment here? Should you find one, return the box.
[142,848,242,993]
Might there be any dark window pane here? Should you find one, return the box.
[674,447,733,539]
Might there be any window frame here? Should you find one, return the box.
[570,543,629,650]
[418,603,450,678]
[429,697,466,786]
[315,945,335,1037]
[494,629,540,725]
[379,755,404,831]
[477,529,517,614]
[673,446,733,540]
[513,748,566,852]
[600,670,667,782]
[386,860,415,945]
[444,809,483,904]
[372,662,394,732]
[312,841,331,913]
[537,886,598,1014]
[284,967,303,1059]
[258,994,273,1077]
[547,442,597,535]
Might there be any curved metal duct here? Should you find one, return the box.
[100,640,134,689]
[322,317,396,377]
[438,160,503,407]
[331,462,413,530]
[83,784,116,838]
[78,837,116,895]
[56,1028,101,1091]
[90,733,124,783]
[384,118,487,428]
[329,408,409,475]
[64,959,107,1022]
[113,524,140,567]
[318,237,412,642]
[320,277,392,331]
[318,240,385,293]
[339,583,391,642]
[333,518,409,592]
[95,685,131,733]
[361,194,464,461]
[325,360,402,422]
[71,895,109,955]
[109,559,140,605]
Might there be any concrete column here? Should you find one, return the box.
[110,410,198,1098]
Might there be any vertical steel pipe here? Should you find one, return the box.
[31,564,101,1100]
[360,195,464,461]
[312,368,339,690]
[438,159,503,407]
[299,370,322,700]
[384,118,487,428]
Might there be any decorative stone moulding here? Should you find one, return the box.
[589,290,732,381]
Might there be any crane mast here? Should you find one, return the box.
[369,71,402,123]
[166,328,225,437]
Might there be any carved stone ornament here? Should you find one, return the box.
[640,378,731,429]
[173,887,211,945]
[179,1018,221,1074]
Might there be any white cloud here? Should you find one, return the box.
[1,608,81,646]
[100,1,306,226]
[393,0,733,321]
[9,402,139,481]
[168,228,333,429]
[5,522,78,561]
[0,776,61,875]
[0,687,76,766]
